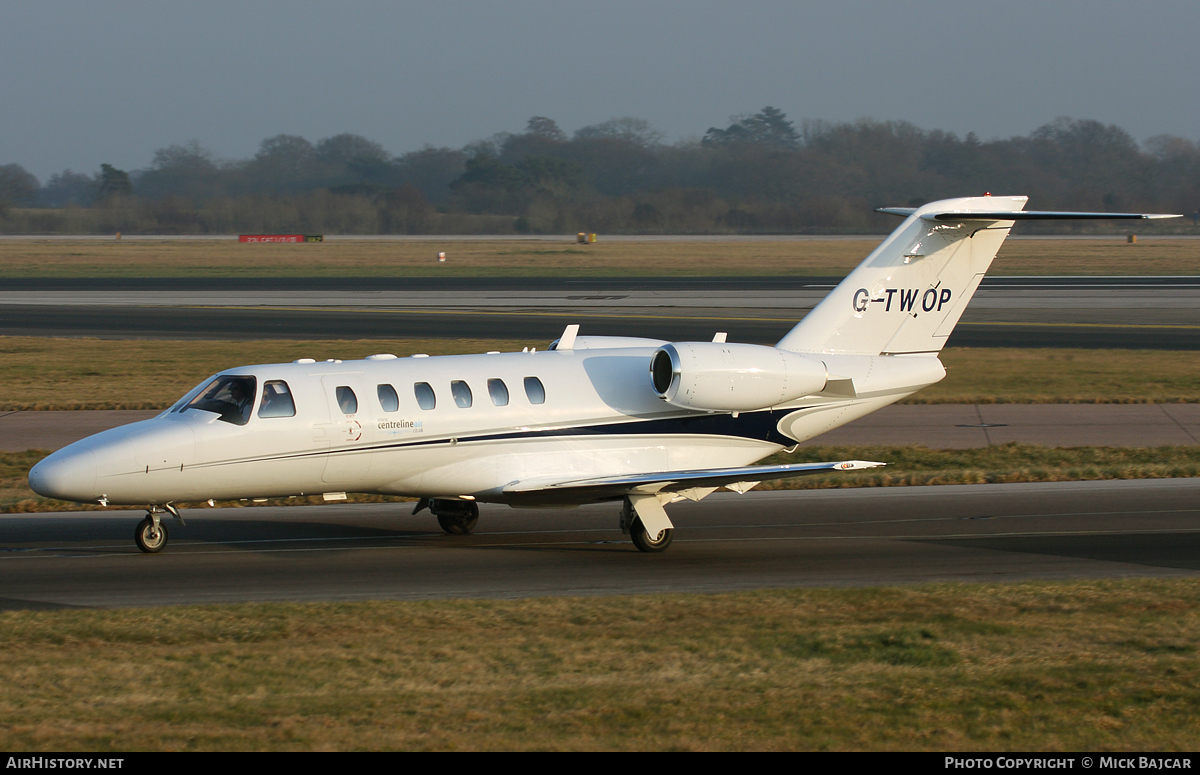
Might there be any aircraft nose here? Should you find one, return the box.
[29,446,100,503]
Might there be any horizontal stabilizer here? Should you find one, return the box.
[505,460,884,501]
[924,210,1180,222]
[877,207,1180,221]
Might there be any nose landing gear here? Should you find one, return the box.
[135,515,167,553]
[134,504,185,553]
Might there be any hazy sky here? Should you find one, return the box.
[3,0,1197,181]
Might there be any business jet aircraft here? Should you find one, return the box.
[28,196,1178,553]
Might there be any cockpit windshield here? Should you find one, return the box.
[181,376,258,426]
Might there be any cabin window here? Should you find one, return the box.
[258,380,296,418]
[524,376,546,405]
[377,384,399,412]
[336,386,358,415]
[488,378,509,406]
[414,382,436,410]
[451,380,473,408]
[183,375,257,426]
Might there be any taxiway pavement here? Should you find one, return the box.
[2,276,1198,348]
[2,479,1197,609]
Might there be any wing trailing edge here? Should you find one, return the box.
[504,459,884,501]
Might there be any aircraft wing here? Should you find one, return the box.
[503,459,884,501]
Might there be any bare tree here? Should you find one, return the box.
[40,169,96,207]
[524,116,567,142]
[0,164,40,206]
[574,117,664,147]
[97,163,133,200]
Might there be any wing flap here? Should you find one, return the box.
[504,460,884,501]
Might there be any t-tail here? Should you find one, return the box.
[776,195,1179,356]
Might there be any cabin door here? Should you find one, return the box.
[318,375,374,485]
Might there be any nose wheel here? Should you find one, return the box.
[135,515,168,553]
[134,505,184,553]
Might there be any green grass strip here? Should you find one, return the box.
[1,581,1199,750]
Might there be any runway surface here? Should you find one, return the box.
[2,276,1198,348]
[2,479,1197,609]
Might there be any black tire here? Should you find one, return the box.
[436,513,478,535]
[135,516,168,553]
[630,517,673,553]
[435,501,479,535]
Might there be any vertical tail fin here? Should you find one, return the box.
[777,195,1026,355]
[777,197,1179,355]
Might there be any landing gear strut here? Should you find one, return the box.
[135,504,185,553]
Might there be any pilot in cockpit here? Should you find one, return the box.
[182,375,258,425]
[228,379,254,424]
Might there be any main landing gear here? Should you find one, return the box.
[630,519,674,552]
[135,504,185,553]
[621,498,674,553]
[413,498,480,535]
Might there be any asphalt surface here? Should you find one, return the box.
[2,276,1198,348]
[2,479,1197,609]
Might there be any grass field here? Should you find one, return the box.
[1,237,1197,277]
[1,337,1197,410]
[1,581,1198,751]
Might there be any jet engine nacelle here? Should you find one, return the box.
[650,342,828,412]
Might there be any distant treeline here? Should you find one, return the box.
[1,110,1198,234]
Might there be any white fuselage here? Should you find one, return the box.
[28,342,944,508]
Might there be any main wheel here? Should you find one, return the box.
[437,513,478,535]
[630,517,673,553]
[135,516,168,553]
[434,501,479,535]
